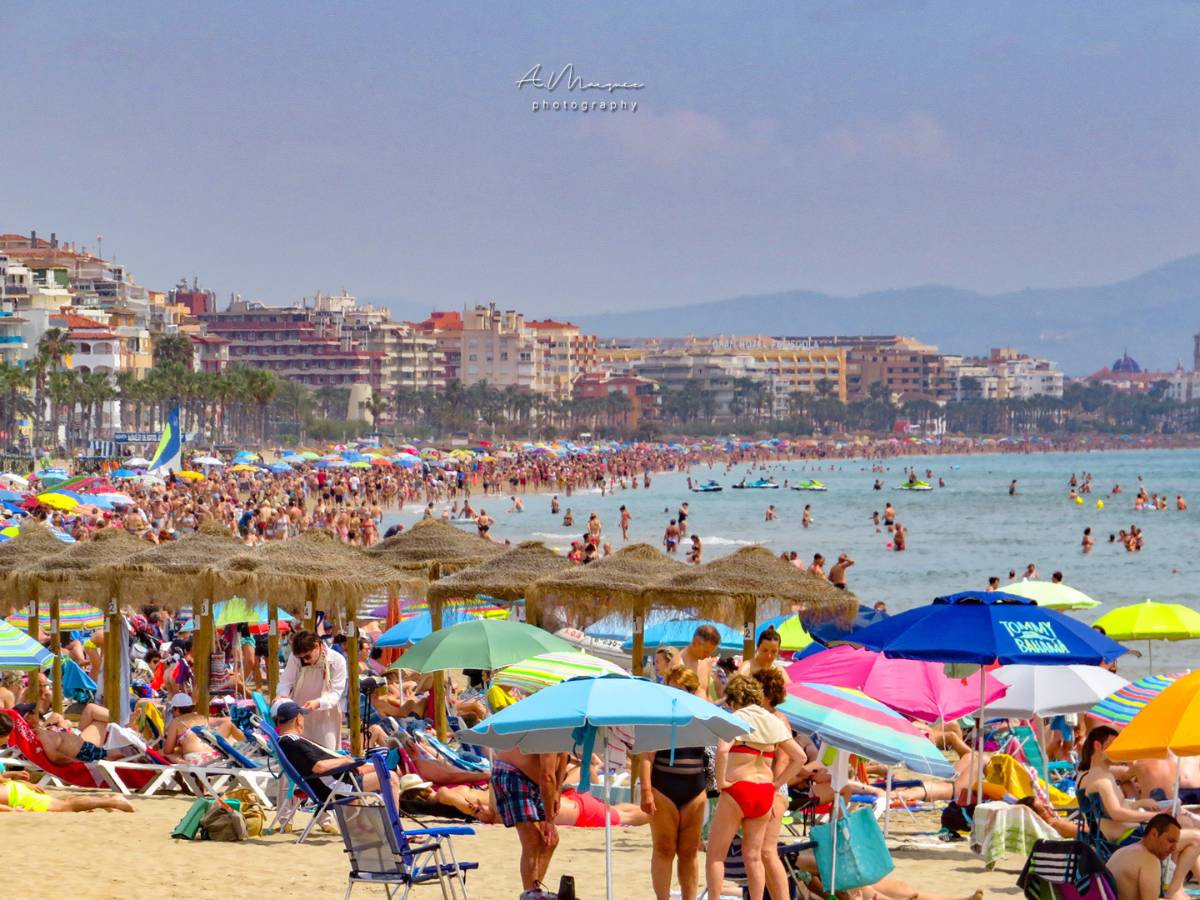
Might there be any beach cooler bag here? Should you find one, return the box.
[812,798,894,891]
[171,798,214,840]
[200,798,248,842]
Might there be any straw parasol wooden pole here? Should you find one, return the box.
[266,599,281,697]
[645,545,859,659]
[367,520,504,740]
[529,544,692,676]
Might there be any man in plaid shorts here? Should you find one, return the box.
[492,746,567,894]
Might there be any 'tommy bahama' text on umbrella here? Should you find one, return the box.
[999,620,1070,656]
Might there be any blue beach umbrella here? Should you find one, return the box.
[850,590,1127,800]
[808,604,890,645]
[848,591,1126,666]
[462,673,749,900]
[584,609,692,642]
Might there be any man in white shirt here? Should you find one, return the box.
[276,630,347,752]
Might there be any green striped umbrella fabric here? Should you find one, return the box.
[494,652,626,694]
[0,618,53,669]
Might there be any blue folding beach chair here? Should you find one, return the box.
[257,717,367,843]
[335,751,477,899]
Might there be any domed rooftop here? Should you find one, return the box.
[1111,351,1141,374]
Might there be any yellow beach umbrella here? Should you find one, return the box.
[229,463,260,473]
[1004,580,1100,610]
[176,470,205,481]
[1107,670,1200,760]
[36,492,77,511]
[1094,599,1200,673]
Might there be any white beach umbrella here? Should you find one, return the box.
[987,664,1129,719]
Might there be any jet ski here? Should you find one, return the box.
[792,480,827,492]
[896,481,933,491]
[732,478,780,489]
[692,481,723,493]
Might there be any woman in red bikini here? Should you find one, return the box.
[705,675,805,900]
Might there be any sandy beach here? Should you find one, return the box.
[3,790,1022,900]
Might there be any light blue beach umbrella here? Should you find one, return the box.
[375,609,480,648]
[584,609,692,642]
[623,618,744,653]
[0,619,52,669]
[462,674,749,900]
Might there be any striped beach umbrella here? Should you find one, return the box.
[0,619,52,669]
[493,652,626,694]
[779,682,954,777]
[1088,672,1183,727]
[8,601,106,632]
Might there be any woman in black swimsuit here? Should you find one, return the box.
[640,666,709,900]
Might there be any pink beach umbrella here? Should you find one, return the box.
[784,644,1009,723]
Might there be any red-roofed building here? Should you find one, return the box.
[573,371,660,427]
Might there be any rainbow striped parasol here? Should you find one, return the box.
[0,618,53,669]
[780,682,954,777]
[1088,672,1184,727]
[8,601,106,632]
[493,652,626,694]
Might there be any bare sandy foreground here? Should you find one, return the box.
[0,792,1025,900]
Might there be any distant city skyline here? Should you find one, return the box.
[6,2,1199,321]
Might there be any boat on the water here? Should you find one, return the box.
[692,480,723,493]
[896,481,933,491]
[792,480,827,492]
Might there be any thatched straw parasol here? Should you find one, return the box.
[426,541,571,605]
[0,525,70,617]
[113,521,251,716]
[529,544,692,675]
[644,545,858,657]
[219,530,418,754]
[4,527,147,716]
[365,518,504,579]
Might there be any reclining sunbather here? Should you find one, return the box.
[0,704,112,765]
[432,782,648,827]
[161,693,244,764]
[0,770,133,814]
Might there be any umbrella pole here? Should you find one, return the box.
[604,728,613,900]
[742,600,755,662]
[828,786,840,898]
[195,597,212,716]
[267,600,280,698]
[430,589,449,743]
[1148,640,1153,676]
[975,670,987,807]
[25,598,38,641]
[631,609,645,677]
[104,597,123,722]
[1173,752,1182,816]
[884,768,892,840]
[347,600,362,756]
[1037,717,1049,789]
[49,593,62,714]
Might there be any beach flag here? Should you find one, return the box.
[148,406,182,473]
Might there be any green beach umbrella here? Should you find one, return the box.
[178,597,297,631]
[493,651,625,694]
[1093,599,1200,673]
[1004,580,1101,611]
[0,618,53,669]
[390,618,573,673]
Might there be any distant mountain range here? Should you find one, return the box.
[574,255,1200,376]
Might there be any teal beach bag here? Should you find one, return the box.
[811,798,894,891]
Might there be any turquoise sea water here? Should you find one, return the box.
[382,448,1200,675]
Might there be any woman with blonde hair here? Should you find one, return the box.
[706,674,805,900]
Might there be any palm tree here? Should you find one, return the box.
[152,333,195,369]
[274,379,311,442]
[604,390,633,428]
[0,361,32,449]
[364,390,388,427]
[315,385,349,421]
[32,328,74,447]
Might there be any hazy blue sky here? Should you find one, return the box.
[4,2,1198,318]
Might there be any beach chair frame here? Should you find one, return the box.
[335,752,477,900]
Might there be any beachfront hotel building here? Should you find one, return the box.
[573,371,660,426]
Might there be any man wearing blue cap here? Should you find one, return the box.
[274,700,401,808]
